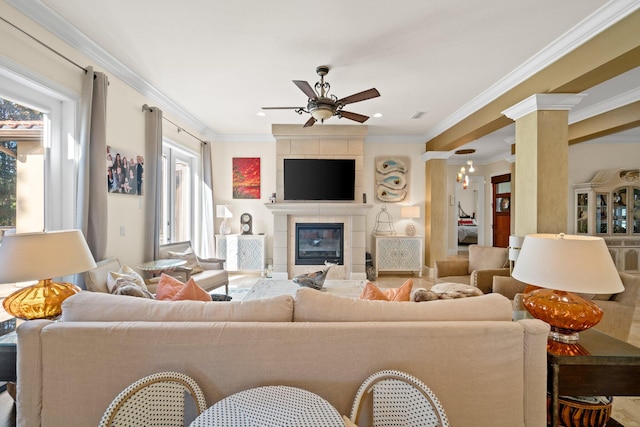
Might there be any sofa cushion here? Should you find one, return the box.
[84,257,121,293]
[61,291,294,322]
[360,279,412,301]
[294,288,513,322]
[468,245,508,274]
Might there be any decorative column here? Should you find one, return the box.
[424,158,447,269]
[502,94,585,236]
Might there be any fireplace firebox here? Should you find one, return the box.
[295,223,344,265]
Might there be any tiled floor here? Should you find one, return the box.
[0,271,638,426]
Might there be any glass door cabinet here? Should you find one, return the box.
[574,169,640,272]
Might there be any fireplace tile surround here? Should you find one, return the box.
[265,203,373,280]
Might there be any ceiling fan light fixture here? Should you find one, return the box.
[310,105,335,121]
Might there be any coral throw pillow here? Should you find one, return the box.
[156,273,211,302]
[360,279,413,302]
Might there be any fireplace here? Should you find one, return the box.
[265,202,372,280]
[295,223,344,265]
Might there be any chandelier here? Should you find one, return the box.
[455,149,475,189]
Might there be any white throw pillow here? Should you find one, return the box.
[107,265,147,292]
[167,248,204,274]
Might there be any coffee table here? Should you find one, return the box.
[243,279,367,301]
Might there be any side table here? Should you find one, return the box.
[0,331,16,384]
[547,328,640,427]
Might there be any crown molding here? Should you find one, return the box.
[8,0,217,140]
[423,0,640,141]
[502,94,587,121]
[569,87,640,123]
[212,134,276,144]
[420,151,451,162]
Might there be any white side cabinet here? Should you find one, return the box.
[372,235,423,277]
[216,234,266,272]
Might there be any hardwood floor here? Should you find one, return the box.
[0,272,637,426]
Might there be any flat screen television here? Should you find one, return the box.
[284,158,355,201]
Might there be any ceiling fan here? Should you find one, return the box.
[262,65,380,127]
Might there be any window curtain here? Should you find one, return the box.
[76,66,109,264]
[143,105,163,261]
[199,141,215,258]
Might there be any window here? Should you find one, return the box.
[0,97,44,236]
[160,141,197,244]
[0,65,76,235]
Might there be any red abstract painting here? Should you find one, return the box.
[232,157,261,199]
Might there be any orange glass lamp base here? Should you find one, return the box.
[523,288,603,343]
[2,278,81,320]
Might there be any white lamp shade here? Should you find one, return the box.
[216,205,233,218]
[508,235,525,261]
[512,233,623,294]
[400,206,420,219]
[0,230,97,284]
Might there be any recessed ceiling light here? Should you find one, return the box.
[256,111,266,117]
[373,113,383,118]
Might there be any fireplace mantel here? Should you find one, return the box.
[265,203,373,215]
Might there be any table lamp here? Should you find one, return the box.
[0,230,97,320]
[508,235,524,274]
[216,205,233,235]
[512,233,623,343]
[400,206,420,236]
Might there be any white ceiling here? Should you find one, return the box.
[12,0,640,162]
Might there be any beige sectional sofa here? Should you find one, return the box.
[16,290,549,427]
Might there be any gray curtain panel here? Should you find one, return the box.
[143,105,163,261]
[77,66,109,263]
[199,141,215,258]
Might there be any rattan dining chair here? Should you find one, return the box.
[98,371,208,427]
[349,370,450,427]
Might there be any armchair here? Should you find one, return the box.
[434,245,509,293]
[492,273,640,342]
[155,241,229,294]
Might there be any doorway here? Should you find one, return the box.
[455,176,484,252]
[492,174,511,247]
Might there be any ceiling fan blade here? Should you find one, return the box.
[261,107,304,110]
[293,80,317,100]
[303,117,316,127]
[339,110,369,123]
[338,88,380,105]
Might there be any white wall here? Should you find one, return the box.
[211,140,276,250]
[212,140,426,261]
[364,142,426,250]
[0,1,207,269]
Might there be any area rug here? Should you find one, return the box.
[242,279,367,301]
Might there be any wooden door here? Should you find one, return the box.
[492,174,511,247]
